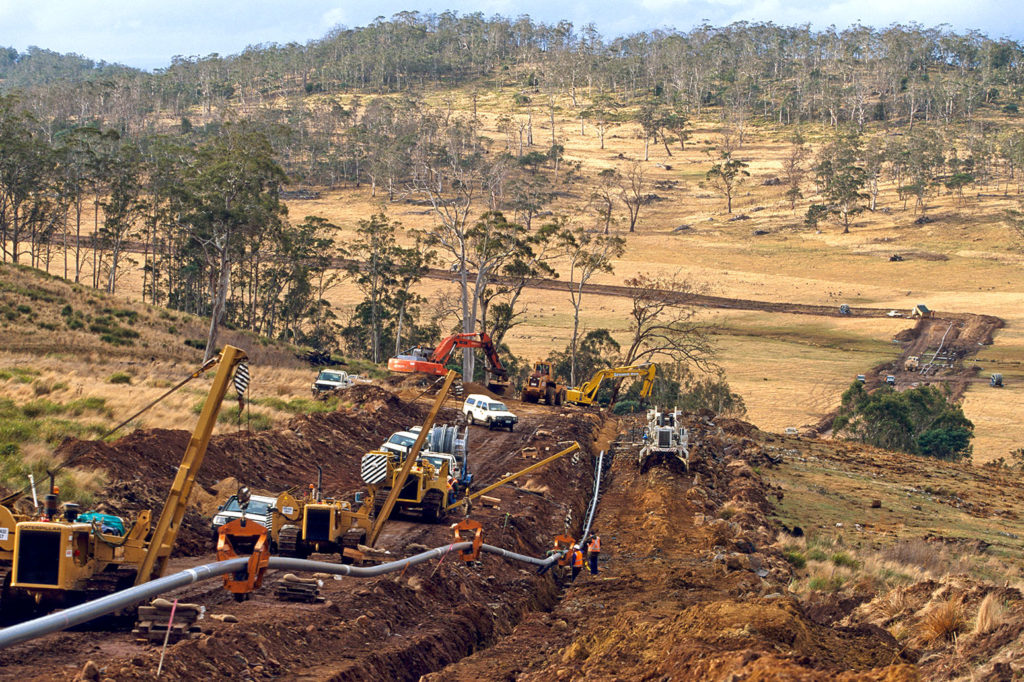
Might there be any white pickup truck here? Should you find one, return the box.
[311,369,367,398]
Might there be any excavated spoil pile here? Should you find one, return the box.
[427,412,917,681]
[0,389,606,681]
[51,385,448,554]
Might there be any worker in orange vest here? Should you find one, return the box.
[570,546,585,582]
[586,532,601,575]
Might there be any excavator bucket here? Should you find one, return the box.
[486,378,509,395]
[217,519,270,601]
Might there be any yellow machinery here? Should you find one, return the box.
[364,372,460,540]
[1,345,248,618]
[565,363,657,407]
[268,485,372,562]
[521,362,566,405]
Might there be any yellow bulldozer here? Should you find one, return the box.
[0,345,249,621]
[268,476,372,562]
[565,363,657,407]
[521,362,566,405]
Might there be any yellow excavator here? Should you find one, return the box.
[565,363,657,407]
[0,345,248,620]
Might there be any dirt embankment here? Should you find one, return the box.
[52,385,444,554]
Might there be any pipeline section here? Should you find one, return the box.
[577,449,605,548]
[0,449,611,650]
[0,558,247,650]
[0,543,560,650]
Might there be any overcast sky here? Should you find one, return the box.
[0,0,1020,71]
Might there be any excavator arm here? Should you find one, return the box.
[430,333,507,379]
[566,363,657,406]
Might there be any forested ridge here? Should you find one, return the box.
[2,13,1024,374]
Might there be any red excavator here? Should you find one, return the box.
[388,332,509,392]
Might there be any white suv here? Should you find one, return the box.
[211,493,276,540]
[463,394,517,431]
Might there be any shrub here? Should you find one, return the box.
[782,548,807,569]
[831,551,860,569]
[974,593,1007,635]
[808,575,846,592]
[108,372,132,385]
[806,548,828,562]
[612,399,642,414]
[918,599,965,645]
[185,339,205,350]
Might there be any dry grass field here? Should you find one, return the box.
[4,88,1023,464]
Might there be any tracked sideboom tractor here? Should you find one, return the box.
[0,345,249,622]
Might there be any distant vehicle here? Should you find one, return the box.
[839,304,851,315]
[211,493,276,540]
[463,394,518,431]
[856,374,866,383]
[885,375,896,386]
[904,356,920,371]
[991,373,1004,387]
[311,368,362,398]
[887,310,901,317]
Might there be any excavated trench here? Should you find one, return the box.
[0,386,919,680]
[0,386,609,681]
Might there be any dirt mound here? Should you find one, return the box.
[55,386,452,555]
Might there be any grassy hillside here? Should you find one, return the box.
[0,263,387,498]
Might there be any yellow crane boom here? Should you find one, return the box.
[444,442,581,511]
[135,345,248,585]
[367,370,458,547]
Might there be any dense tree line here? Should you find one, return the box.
[0,94,355,357]
[3,17,1024,164]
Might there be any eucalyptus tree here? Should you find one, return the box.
[704,152,749,214]
[813,129,868,231]
[557,223,625,385]
[174,124,289,361]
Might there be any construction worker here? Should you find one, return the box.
[446,476,457,506]
[586,532,601,575]
[570,546,584,582]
